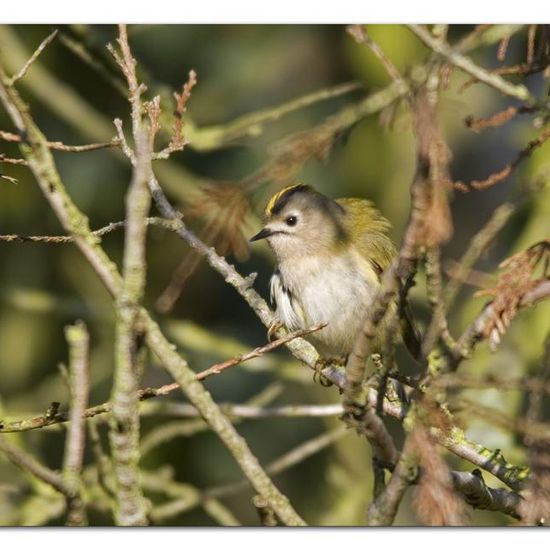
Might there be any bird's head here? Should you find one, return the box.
[250,184,347,261]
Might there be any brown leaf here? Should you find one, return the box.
[411,426,468,526]
[410,89,454,248]
[476,239,550,350]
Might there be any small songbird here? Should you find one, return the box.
[250,184,420,361]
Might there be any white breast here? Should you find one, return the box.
[270,250,380,358]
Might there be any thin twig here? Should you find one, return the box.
[347,25,409,94]
[150,427,347,522]
[196,323,326,379]
[207,427,348,501]
[0,130,121,152]
[0,436,70,497]
[455,127,550,192]
[140,402,344,419]
[139,384,283,456]
[465,106,534,133]
[7,29,58,86]
[422,247,454,357]
[444,202,515,310]
[153,69,196,160]
[0,325,322,434]
[252,495,278,526]
[452,278,550,367]
[62,321,90,526]
[0,153,27,165]
[366,435,418,525]
[407,24,534,104]
[0,217,177,244]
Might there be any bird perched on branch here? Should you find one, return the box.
[250,184,420,362]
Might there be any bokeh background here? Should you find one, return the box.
[0,24,549,526]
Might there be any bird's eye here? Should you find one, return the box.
[285,216,297,226]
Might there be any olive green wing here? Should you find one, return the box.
[336,197,421,360]
[336,198,395,272]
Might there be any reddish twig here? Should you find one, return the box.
[455,126,550,192]
[464,106,534,133]
[0,324,326,434]
[153,70,197,160]
[497,34,511,62]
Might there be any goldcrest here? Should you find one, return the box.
[250,184,419,360]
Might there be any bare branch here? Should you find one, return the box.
[347,25,408,94]
[407,24,534,103]
[0,325,321,434]
[62,320,90,526]
[0,217,177,244]
[108,23,152,526]
[452,470,521,519]
[0,436,70,497]
[455,126,550,192]
[0,153,27,165]
[7,29,58,86]
[0,130,120,152]
[366,435,418,525]
[444,202,515,310]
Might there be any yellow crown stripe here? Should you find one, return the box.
[265,184,304,216]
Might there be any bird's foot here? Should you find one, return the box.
[313,358,334,387]
[267,320,285,342]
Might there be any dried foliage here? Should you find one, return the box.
[476,239,550,350]
[155,182,252,312]
[411,426,468,526]
[410,88,453,248]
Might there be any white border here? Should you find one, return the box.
[0,528,547,549]
[1,1,550,24]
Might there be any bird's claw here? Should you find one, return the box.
[267,320,285,342]
[313,358,334,387]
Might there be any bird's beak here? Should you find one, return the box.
[250,227,273,242]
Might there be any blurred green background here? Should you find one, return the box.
[0,24,549,526]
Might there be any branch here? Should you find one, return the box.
[141,402,344,420]
[0,436,70,497]
[62,320,90,526]
[0,325,322,433]
[347,25,409,94]
[139,384,283,456]
[7,29,58,86]
[107,23,152,526]
[366,435,418,525]
[453,278,550,364]
[444,202,515,310]
[0,217,178,244]
[0,129,120,152]
[452,470,521,519]
[149,427,347,523]
[206,427,348,501]
[454,126,550,192]
[407,25,534,104]
[0,42,306,527]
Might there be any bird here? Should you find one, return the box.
[250,183,420,363]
